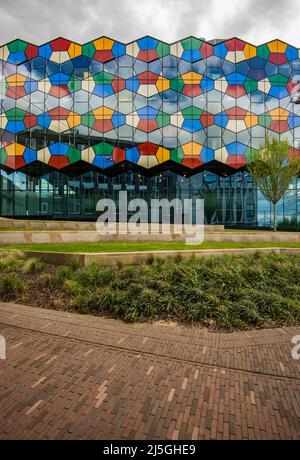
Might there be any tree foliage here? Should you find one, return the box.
[247,136,300,230]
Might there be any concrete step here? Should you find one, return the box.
[0,220,225,233]
[0,229,299,245]
[6,246,300,267]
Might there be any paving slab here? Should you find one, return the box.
[0,302,299,440]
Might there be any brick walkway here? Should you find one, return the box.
[0,302,299,440]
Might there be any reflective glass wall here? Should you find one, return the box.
[1,168,299,229]
[1,36,300,228]
[1,37,300,177]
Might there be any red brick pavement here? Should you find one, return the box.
[0,301,299,440]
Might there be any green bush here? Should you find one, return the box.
[0,273,26,297]
[116,260,123,269]
[74,263,116,287]
[0,251,24,272]
[1,251,300,330]
[145,254,155,265]
[96,252,300,328]
[122,266,135,279]
[38,272,55,288]
[63,279,82,295]
[71,293,92,313]
[55,265,73,284]
[21,257,43,274]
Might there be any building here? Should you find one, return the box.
[0,36,300,228]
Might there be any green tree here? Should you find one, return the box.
[247,136,300,231]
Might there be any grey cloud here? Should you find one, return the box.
[0,0,300,46]
[216,0,299,45]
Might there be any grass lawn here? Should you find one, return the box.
[0,241,300,253]
[0,228,58,231]
[0,228,276,233]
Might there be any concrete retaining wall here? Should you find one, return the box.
[0,229,299,245]
[206,232,300,242]
[12,247,300,266]
[0,219,225,232]
[0,230,186,244]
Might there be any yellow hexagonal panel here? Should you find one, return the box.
[68,43,82,59]
[93,37,114,50]
[243,44,256,59]
[93,107,114,119]
[269,108,289,120]
[181,72,202,84]
[156,146,170,163]
[182,142,203,156]
[244,113,258,128]
[267,40,287,53]
[67,112,81,128]
[156,76,170,93]
[6,143,25,156]
[6,73,26,86]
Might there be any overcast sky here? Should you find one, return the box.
[1,0,299,46]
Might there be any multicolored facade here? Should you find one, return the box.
[0,36,300,226]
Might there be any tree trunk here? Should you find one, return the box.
[273,203,277,232]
